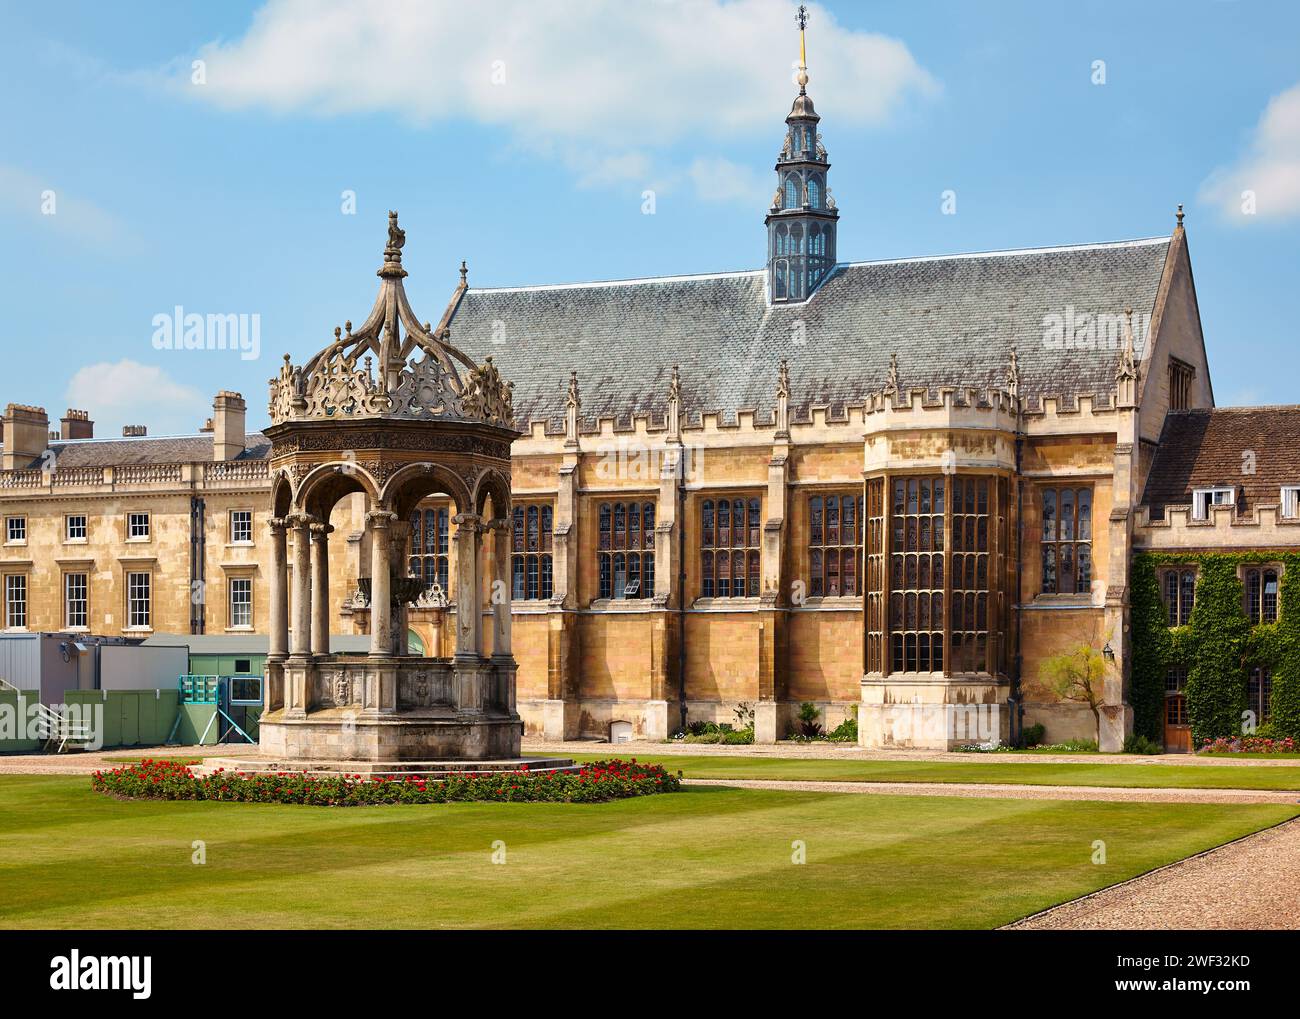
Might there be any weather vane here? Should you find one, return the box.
[796,4,808,31]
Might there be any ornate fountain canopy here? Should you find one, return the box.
[268,211,515,430]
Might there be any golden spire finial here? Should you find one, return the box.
[796,4,809,93]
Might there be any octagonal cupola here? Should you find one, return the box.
[765,5,838,304]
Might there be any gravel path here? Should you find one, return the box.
[523,739,1300,768]
[1006,816,1300,929]
[2,740,1297,777]
[683,777,1300,805]
[0,745,222,776]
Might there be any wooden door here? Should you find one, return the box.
[1164,694,1192,753]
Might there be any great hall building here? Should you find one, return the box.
[2,35,1297,751]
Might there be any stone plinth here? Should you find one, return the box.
[859,674,1011,750]
[196,756,579,778]
[258,655,526,762]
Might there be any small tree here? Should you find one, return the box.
[796,701,823,738]
[1039,644,1108,743]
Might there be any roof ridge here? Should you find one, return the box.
[1168,405,1300,415]
[837,236,1170,268]
[462,236,1170,295]
[469,268,767,294]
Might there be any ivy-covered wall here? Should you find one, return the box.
[1131,551,1300,745]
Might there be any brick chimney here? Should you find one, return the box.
[212,391,247,462]
[2,404,50,470]
[60,408,94,440]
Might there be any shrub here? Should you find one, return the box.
[1122,734,1164,755]
[1020,723,1046,748]
[826,716,858,743]
[796,701,823,738]
[92,758,680,806]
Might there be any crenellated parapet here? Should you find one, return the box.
[862,384,1018,474]
[1135,502,1300,551]
[510,363,1135,462]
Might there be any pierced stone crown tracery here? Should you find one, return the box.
[268,212,515,429]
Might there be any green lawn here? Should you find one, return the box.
[0,775,1294,929]
[569,753,1300,790]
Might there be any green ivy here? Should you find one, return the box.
[1130,551,1300,744]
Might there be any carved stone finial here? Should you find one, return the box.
[667,365,682,441]
[459,260,468,284]
[564,371,581,447]
[1116,307,1139,383]
[775,359,791,438]
[1176,203,1185,229]
[885,352,900,396]
[386,210,405,254]
[1007,348,1020,397]
[378,211,409,279]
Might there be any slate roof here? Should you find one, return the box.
[1142,407,1300,515]
[1,433,271,470]
[445,237,1173,430]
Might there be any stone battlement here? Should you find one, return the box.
[1135,501,1300,550]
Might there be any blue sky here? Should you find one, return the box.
[1,0,1297,434]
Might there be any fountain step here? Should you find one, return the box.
[194,756,579,778]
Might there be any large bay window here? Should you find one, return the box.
[865,473,1009,677]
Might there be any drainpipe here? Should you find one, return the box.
[1010,429,1025,746]
[190,497,207,635]
[677,465,687,735]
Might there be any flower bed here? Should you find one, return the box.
[1198,735,1299,756]
[91,758,681,806]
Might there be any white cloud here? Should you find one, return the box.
[688,156,766,204]
[0,164,134,249]
[164,0,937,198]
[65,360,208,437]
[1200,81,1300,222]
